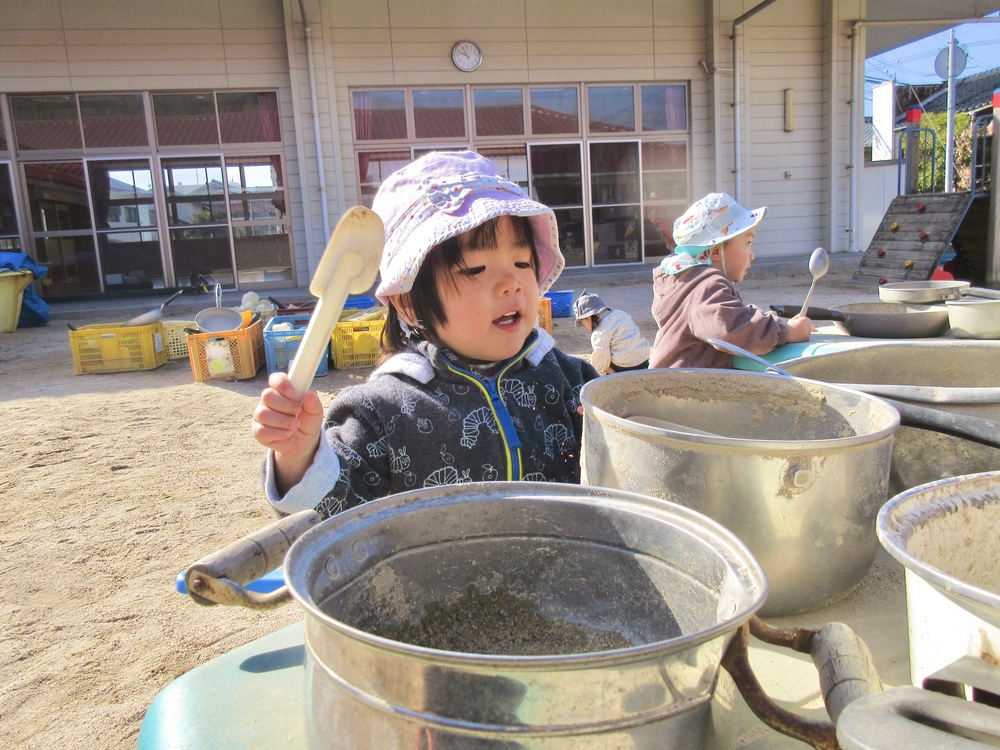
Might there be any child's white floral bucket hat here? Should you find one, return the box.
[673,193,766,255]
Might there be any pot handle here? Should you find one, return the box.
[184,509,321,609]
[721,616,883,749]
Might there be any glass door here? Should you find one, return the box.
[162,157,234,288]
[0,164,22,252]
[589,141,641,265]
[528,143,585,267]
[24,161,101,295]
[88,159,164,291]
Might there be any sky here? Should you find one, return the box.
[864,14,1000,116]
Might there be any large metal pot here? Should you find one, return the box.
[581,369,898,617]
[877,471,1000,688]
[778,341,1000,494]
[283,482,767,749]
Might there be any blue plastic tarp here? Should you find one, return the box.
[0,252,49,327]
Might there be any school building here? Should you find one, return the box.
[1,0,996,298]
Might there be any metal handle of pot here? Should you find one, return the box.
[184,509,321,609]
[722,616,884,749]
[961,287,1000,300]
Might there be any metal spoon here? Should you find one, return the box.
[796,247,829,318]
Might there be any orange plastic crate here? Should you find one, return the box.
[186,320,264,382]
[69,321,167,374]
[537,296,552,334]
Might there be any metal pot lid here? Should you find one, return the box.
[195,307,244,333]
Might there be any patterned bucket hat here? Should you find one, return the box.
[573,289,610,324]
[673,193,766,255]
[372,151,565,303]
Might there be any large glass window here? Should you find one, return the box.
[413,89,465,139]
[226,156,286,221]
[227,155,291,287]
[353,91,407,141]
[349,83,688,268]
[89,159,163,291]
[11,95,83,151]
[530,88,579,135]
[81,94,148,149]
[474,89,524,137]
[153,93,219,147]
[590,142,641,265]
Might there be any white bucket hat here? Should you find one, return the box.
[371,151,565,304]
[673,193,766,255]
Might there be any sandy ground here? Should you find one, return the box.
[0,257,897,748]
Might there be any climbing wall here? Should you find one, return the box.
[853,192,973,285]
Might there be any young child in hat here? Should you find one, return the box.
[572,289,649,375]
[252,151,599,519]
[650,193,812,369]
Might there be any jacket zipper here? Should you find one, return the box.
[443,340,536,480]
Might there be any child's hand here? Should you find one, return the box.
[785,316,813,343]
[252,372,324,488]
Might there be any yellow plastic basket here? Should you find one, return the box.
[332,317,386,369]
[0,270,33,333]
[162,320,196,361]
[69,321,167,374]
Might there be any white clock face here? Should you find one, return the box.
[452,41,482,72]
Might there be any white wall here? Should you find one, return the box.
[860,161,898,252]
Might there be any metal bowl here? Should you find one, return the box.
[945,298,1000,339]
[194,307,244,333]
[877,280,970,304]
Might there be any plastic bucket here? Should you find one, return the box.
[0,270,33,333]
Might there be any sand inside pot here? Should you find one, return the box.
[368,584,635,656]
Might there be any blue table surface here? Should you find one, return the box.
[138,622,308,749]
[731,332,889,370]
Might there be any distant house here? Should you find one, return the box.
[905,67,1000,119]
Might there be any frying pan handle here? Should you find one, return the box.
[721,616,883,748]
[183,510,321,609]
[770,304,844,321]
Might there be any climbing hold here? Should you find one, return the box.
[876,248,885,257]
[904,259,914,269]
[919,230,928,240]
[917,203,926,213]
[890,221,900,231]
[878,278,887,285]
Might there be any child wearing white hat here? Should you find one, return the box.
[573,289,650,374]
[650,193,812,368]
[252,151,599,519]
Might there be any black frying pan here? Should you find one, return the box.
[771,302,950,338]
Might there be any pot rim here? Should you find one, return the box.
[285,481,769,664]
[877,470,1000,630]
[581,369,899,448]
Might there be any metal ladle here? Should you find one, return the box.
[795,247,829,318]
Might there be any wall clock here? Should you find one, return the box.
[451,40,482,72]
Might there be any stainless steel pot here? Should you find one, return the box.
[778,341,1000,495]
[580,369,898,617]
[284,482,767,749]
[877,471,1000,688]
[772,302,951,338]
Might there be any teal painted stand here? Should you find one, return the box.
[137,623,308,749]
[732,333,885,371]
